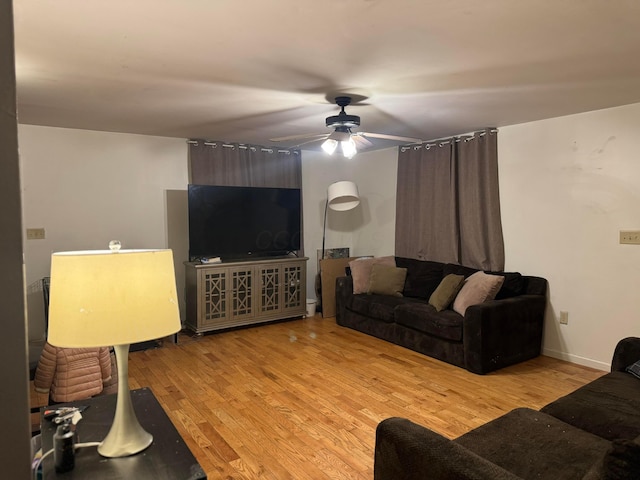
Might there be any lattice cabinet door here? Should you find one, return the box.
[229,266,254,320]
[258,264,281,315]
[282,262,305,314]
[200,268,229,327]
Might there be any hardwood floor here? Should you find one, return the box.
[31,316,605,479]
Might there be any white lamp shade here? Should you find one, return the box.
[327,181,360,211]
[47,249,181,347]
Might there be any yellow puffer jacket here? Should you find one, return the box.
[34,342,112,402]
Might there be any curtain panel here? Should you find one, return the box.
[395,129,504,271]
[188,140,302,188]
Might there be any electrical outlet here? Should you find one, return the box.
[620,230,640,244]
[26,228,45,240]
[559,311,569,325]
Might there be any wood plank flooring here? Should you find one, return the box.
[31,316,605,479]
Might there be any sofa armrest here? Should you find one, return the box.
[374,417,522,480]
[611,337,640,372]
[463,295,546,374]
[335,276,353,326]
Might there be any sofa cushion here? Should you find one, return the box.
[429,274,465,312]
[394,257,444,299]
[443,263,525,300]
[443,263,479,278]
[456,408,611,480]
[395,303,464,342]
[368,265,407,297]
[453,271,505,316]
[349,256,396,294]
[349,294,419,323]
[583,438,640,480]
[540,371,640,441]
[492,271,525,299]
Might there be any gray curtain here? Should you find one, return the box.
[188,140,301,188]
[395,129,504,271]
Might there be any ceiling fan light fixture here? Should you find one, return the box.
[325,96,361,129]
[322,138,338,155]
[341,136,357,159]
[329,127,350,142]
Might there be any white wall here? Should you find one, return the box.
[21,104,639,371]
[19,125,189,347]
[19,126,399,337]
[499,102,640,370]
[301,148,398,298]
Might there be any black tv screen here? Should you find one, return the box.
[188,184,302,261]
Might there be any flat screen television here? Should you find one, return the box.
[188,184,302,261]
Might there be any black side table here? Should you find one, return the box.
[40,387,206,479]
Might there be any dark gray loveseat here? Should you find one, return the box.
[335,257,547,374]
[374,337,640,479]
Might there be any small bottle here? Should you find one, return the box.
[53,423,75,473]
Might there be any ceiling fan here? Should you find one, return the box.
[270,96,423,158]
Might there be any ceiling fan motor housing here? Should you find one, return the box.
[326,95,360,128]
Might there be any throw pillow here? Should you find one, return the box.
[452,271,505,316]
[626,360,640,379]
[349,256,396,294]
[428,274,465,312]
[367,264,408,297]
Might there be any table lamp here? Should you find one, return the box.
[47,243,181,457]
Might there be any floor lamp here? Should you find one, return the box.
[321,180,361,260]
[47,244,181,458]
[317,181,360,314]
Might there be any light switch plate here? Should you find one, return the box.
[26,228,45,240]
[620,230,640,245]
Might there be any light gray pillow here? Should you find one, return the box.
[349,256,396,294]
[452,271,504,316]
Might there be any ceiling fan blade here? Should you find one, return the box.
[351,134,373,148]
[359,132,423,144]
[270,132,327,142]
[292,136,329,148]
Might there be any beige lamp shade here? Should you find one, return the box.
[47,249,181,348]
[327,180,360,212]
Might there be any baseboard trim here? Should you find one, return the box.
[542,347,609,371]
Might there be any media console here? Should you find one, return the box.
[184,256,308,334]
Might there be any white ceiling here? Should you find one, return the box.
[13,0,640,152]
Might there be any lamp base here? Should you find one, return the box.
[97,344,153,457]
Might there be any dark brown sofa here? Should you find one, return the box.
[374,337,640,479]
[335,257,547,374]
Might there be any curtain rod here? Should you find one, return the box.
[187,139,299,155]
[400,128,498,152]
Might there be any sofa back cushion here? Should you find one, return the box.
[395,257,444,299]
[443,263,479,278]
[444,263,525,299]
[492,272,526,299]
